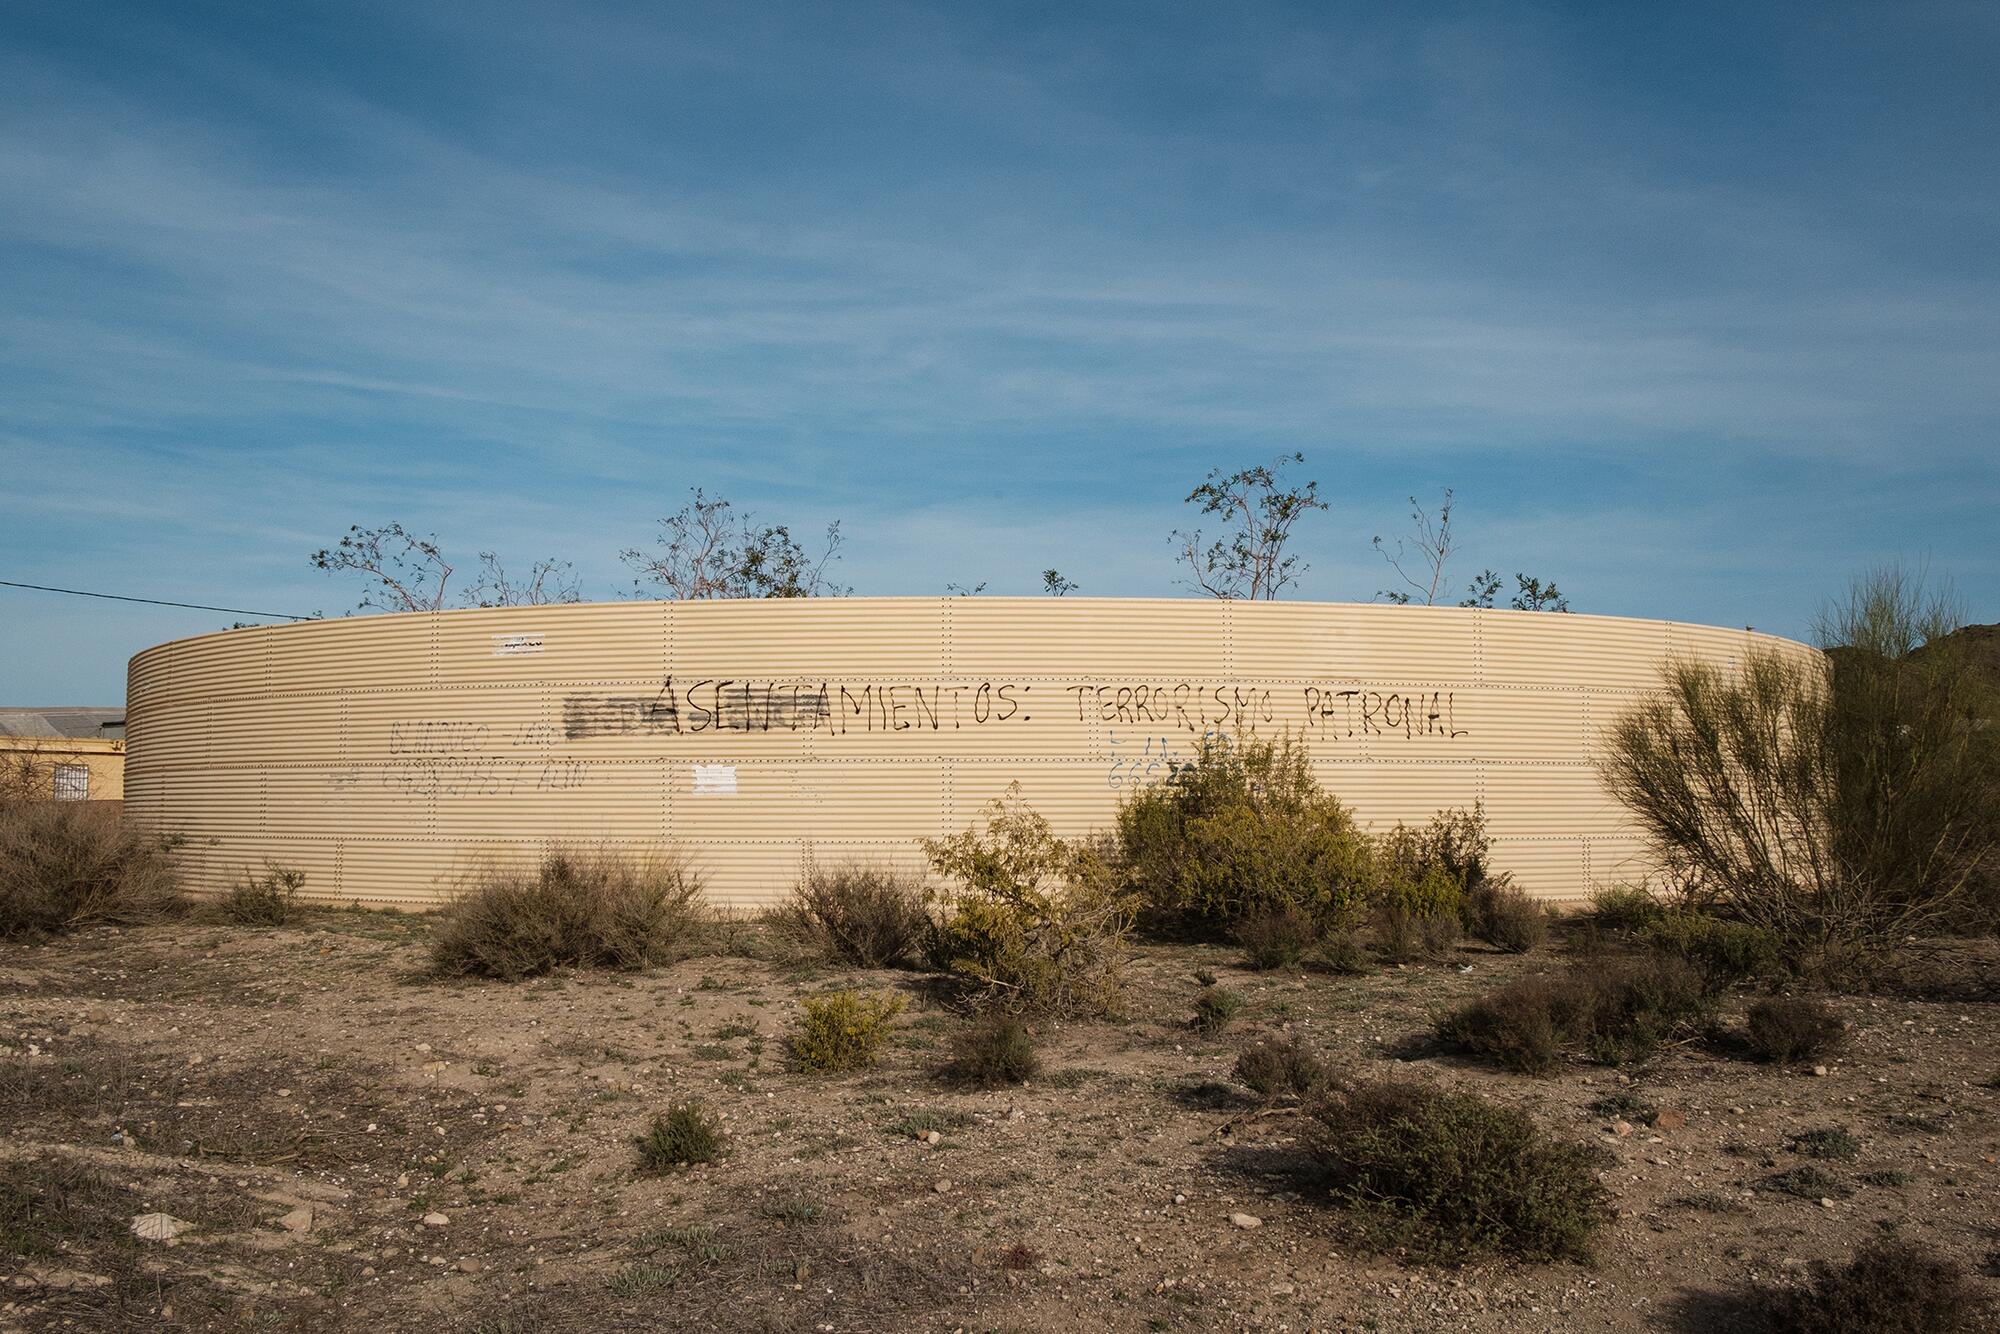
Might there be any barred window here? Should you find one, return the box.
[53,764,89,801]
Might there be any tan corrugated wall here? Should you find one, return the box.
[122,598,1820,909]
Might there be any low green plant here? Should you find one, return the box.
[791,990,905,1072]
[215,863,305,926]
[1436,955,1710,1074]
[1746,996,1845,1064]
[1789,1127,1861,1161]
[1372,864,1463,961]
[923,786,1132,1016]
[1642,910,1779,989]
[1302,1076,1609,1262]
[938,1015,1040,1088]
[635,1102,722,1171]
[1233,1036,1326,1098]
[1588,884,1664,932]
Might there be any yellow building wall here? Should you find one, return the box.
[123,598,1822,910]
[0,737,126,802]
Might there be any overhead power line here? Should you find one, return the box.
[0,579,317,622]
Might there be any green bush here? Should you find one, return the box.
[791,989,905,1072]
[1746,996,1846,1064]
[214,863,305,926]
[1757,1239,1991,1333]
[1436,955,1711,1074]
[1114,732,1374,934]
[1598,567,2000,979]
[777,862,927,967]
[1789,1127,1860,1161]
[938,1015,1040,1088]
[923,786,1132,1016]
[1235,903,1319,970]
[429,848,705,980]
[1190,985,1245,1032]
[1377,805,1503,905]
[1588,884,1664,932]
[635,1102,722,1170]
[1642,911,1779,989]
[1233,1036,1326,1098]
[0,801,183,939]
[1371,864,1464,962]
[1302,1077,1609,1263]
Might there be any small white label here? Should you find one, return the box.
[492,633,544,657]
[692,764,737,795]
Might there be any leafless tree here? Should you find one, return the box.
[1171,453,1327,600]
[1372,489,1456,605]
[945,581,987,596]
[311,524,454,612]
[463,553,582,608]
[622,489,849,600]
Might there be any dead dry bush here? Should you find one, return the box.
[1301,1076,1609,1263]
[1748,1239,1991,1333]
[937,1015,1041,1087]
[0,799,182,939]
[1746,995,1846,1064]
[1463,880,1548,953]
[1437,954,1710,1074]
[776,862,928,967]
[212,862,306,926]
[1235,902,1320,969]
[1233,1035,1326,1098]
[430,847,705,980]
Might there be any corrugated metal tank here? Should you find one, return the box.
[122,598,1818,909]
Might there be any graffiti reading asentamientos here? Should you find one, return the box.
[557,678,1469,742]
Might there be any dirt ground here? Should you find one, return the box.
[3,914,1998,1333]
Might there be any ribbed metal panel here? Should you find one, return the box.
[124,598,1819,909]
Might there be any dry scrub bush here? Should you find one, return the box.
[1437,955,1710,1074]
[1303,1076,1609,1263]
[1372,863,1463,961]
[1235,902,1319,969]
[1465,882,1548,953]
[923,785,1132,1016]
[0,800,182,939]
[791,990,904,1072]
[1589,884,1666,932]
[635,1102,722,1170]
[214,863,305,926]
[1599,567,1999,979]
[1115,732,1373,935]
[1753,1239,1991,1334]
[1190,984,1245,1032]
[1642,911,1780,990]
[1746,996,1846,1064]
[778,862,927,967]
[1233,1036,1326,1098]
[938,1015,1040,1088]
[429,848,705,980]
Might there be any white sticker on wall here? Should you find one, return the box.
[692,764,737,795]
[492,633,545,657]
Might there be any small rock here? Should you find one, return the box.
[1819,1197,1836,1208]
[1172,1193,1187,1206]
[422,1212,450,1227]
[933,1180,952,1194]
[1230,1213,1263,1229]
[130,1214,193,1243]
[1655,1110,1687,1132]
[923,1131,942,1146]
[455,1257,482,1273]
[1006,1107,1024,1122]
[1813,1066,1830,1077]
[1271,1281,1296,1296]
[277,1207,316,1234]
[86,1007,109,1024]
[1612,1120,1634,1137]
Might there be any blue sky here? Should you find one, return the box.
[3,1,1996,702]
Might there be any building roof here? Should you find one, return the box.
[0,707,125,740]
